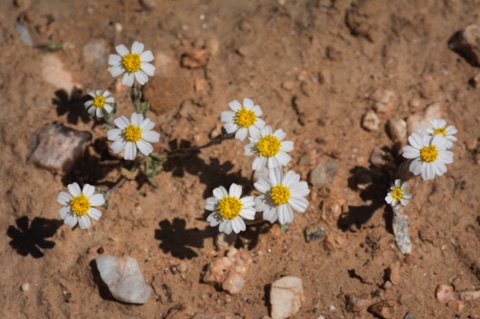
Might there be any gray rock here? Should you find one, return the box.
[41,55,78,92]
[270,276,304,319]
[362,110,379,131]
[95,255,152,304]
[460,290,480,301]
[387,118,407,143]
[83,38,107,66]
[346,293,373,312]
[304,225,326,243]
[449,24,480,66]
[392,205,412,255]
[309,161,338,188]
[27,123,91,174]
[370,147,386,168]
[436,284,454,303]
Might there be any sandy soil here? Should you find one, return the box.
[1,0,480,318]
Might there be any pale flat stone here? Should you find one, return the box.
[270,276,304,319]
[96,255,152,304]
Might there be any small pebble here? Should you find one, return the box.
[181,49,209,69]
[449,24,480,66]
[178,262,188,273]
[362,110,379,131]
[346,293,373,312]
[304,225,326,243]
[447,299,465,312]
[21,283,30,292]
[436,284,454,303]
[368,300,396,319]
[97,247,104,254]
[460,290,480,301]
[387,118,407,143]
[170,265,179,275]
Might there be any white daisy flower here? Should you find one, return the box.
[254,168,310,225]
[57,183,105,229]
[244,125,294,171]
[385,179,411,207]
[107,112,160,160]
[205,184,255,235]
[84,90,114,118]
[108,41,155,86]
[402,133,454,180]
[221,98,266,141]
[426,118,457,149]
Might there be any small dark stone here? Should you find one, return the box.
[170,265,179,275]
[304,225,326,243]
[97,247,104,254]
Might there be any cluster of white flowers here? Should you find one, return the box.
[59,41,160,230]
[206,98,310,234]
[385,118,457,207]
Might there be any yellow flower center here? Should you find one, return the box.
[235,108,257,128]
[123,124,142,142]
[92,95,105,108]
[420,145,438,163]
[217,196,243,220]
[70,194,91,216]
[433,127,447,137]
[257,135,281,157]
[122,53,141,73]
[391,187,403,201]
[270,185,291,205]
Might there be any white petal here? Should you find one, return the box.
[136,139,153,156]
[275,152,291,166]
[254,118,266,130]
[240,208,256,220]
[224,122,238,134]
[205,197,218,211]
[409,158,422,175]
[64,215,78,228]
[89,194,105,206]
[141,62,155,76]
[252,105,263,116]
[221,111,236,122]
[282,171,300,188]
[408,133,424,149]
[255,195,268,212]
[262,126,273,135]
[115,44,129,56]
[278,204,294,225]
[280,141,294,152]
[104,105,113,113]
[269,167,283,185]
[111,139,126,154]
[131,41,144,54]
[252,156,267,171]
[124,142,137,160]
[110,64,125,77]
[273,129,286,140]
[213,186,228,200]
[96,108,103,118]
[263,207,278,223]
[240,196,255,208]
[235,128,248,141]
[134,70,149,85]
[140,118,155,131]
[288,196,309,212]
[82,184,95,197]
[402,146,419,159]
[141,131,160,143]
[87,207,102,221]
[438,150,454,164]
[385,195,393,204]
[244,143,256,156]
[228,100,242,111]
[229,184,242,198]
[57,192,71,205]
[78,215,92,229]
[114,116,130,130]
[130,112,144,126]
[254,177,271,193]
[85,100,93,107]
[231,217,246,233]
[68,183,81,196]
[267,156,280,169]
[290,181,310,197]
[243,98,254,108]
[108,54,122,65]
[207,212,221,226]
[140,50,154,62]
[59,206,70,219]
[122,72,135,87]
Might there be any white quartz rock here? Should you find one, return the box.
[96,255,152,304]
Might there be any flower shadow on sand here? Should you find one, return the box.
[7,216,62,258]
[155,218,211,260]
[53,88,91,125]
